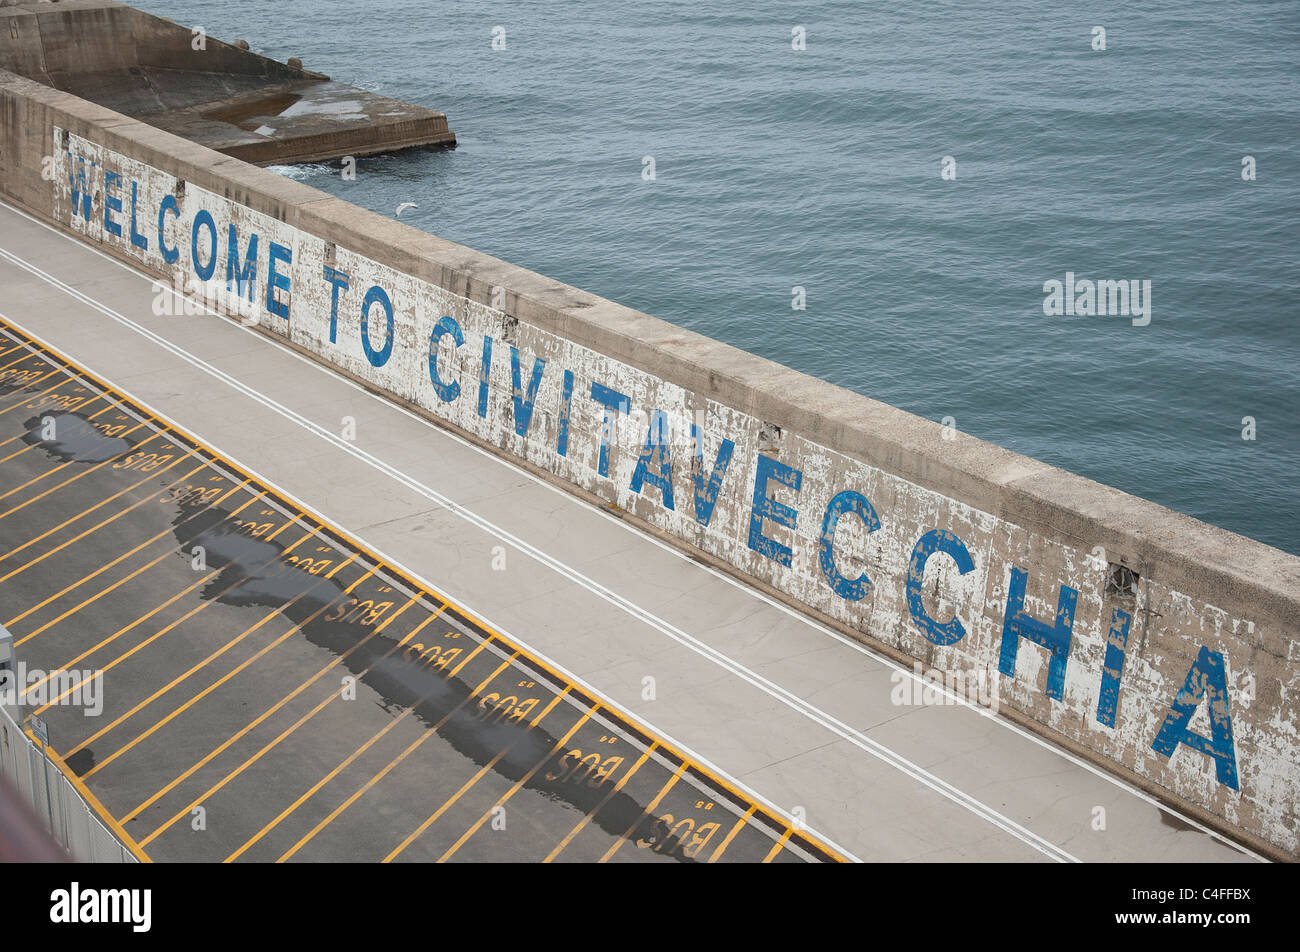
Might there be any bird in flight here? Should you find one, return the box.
[395,202,419,216]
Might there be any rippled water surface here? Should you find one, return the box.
[137,0,1300,554]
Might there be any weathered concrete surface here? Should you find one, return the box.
[0,200,1264,864]
[0,67,1296,859]
[0,0,454,164]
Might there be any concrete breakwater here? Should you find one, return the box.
[0,0,454,164]
[0,64,1296,858]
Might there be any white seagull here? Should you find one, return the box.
[395,202,419,217]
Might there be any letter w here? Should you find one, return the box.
[67,155,95,221]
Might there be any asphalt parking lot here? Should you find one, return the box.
[0,320,839,863]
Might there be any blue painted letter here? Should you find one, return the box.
[478,335,494,418]
[689,424,733,527]
[157,194,180,264]
[748,455,802,567]
[428,316,463,403]
[102,171,123,238]
[323,266,349,342]
[226,225,259,303]
[818,491,880,601]
[1095,608,1132,728]
[998,567,1077,701]
[266,242,292,319]
[509,346,546,438]
[630,410,674,510]
[192,209,217,282]
[360,286,394,367]
[556,369,574,457]
[129,180,148,251]
[1150,646,1239,790]
[906,529,975,645]
[589,382,631,477]
[66,156,95,221]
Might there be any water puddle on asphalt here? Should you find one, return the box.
[21,412,134,462]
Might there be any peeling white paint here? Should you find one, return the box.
[48,130,1300,855]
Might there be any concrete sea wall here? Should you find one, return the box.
[0,68,1296,858]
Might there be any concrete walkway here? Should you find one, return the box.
[0,198,1261,862]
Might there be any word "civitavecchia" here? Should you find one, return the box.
[57,150,1241,793]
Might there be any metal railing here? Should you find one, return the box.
[0,702,137,863]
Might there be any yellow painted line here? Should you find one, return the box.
[0,457,77,501]
[1,320,849,864]
[221,604,448,862]
[0,411,159,510]
[121,555,384,826]
[7,483,261,634]
[385,679,575,864]
[0,429,170,556]
[32,517,312,717]
[80,581,339,777]
[35,521,316,716]
[70,529,325,770]
[761,826,795,863]
[544,742,658,863]
[15,483,256,647]
[136,566,388,849]
[29,517,314,716]
[36,572,222,691]
[277,649,518,863]
[0,344,35,370]
[599,762,687,863]
[17,483,256,655]
[0,439,42,464]
[0,369,65,416]
[0,455,203,594]
[435,695,590,863]
[0,389,125,452]
[24,728,151,863]
[708,805,756,863]
[0,423,160,521]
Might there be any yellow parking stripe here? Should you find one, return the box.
[599,762,687,863]
[761,826,795,863]
[0,344,35,371]
[136,567,387,848]
[0,416,157,518]
[17,486,263,650]
[0,455,202,595]
[434,697,590,863]
[0,431,171,557]
[220,605,447,862]
[29,521,314,719]
[708,805,756,863]
[68,530,327,769]
[0,417,156,504]
[32,523,319,718]
[0,390,126,453]
[20,485,262,678]
[276,650,518,863]
[7,483,260,634]
[0,369,65,415]
[121,557,396,827]
[544,742,658,862]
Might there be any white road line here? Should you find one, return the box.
[0,199,1262,863]
[0,243,1083,863]
[0,313,860,865]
